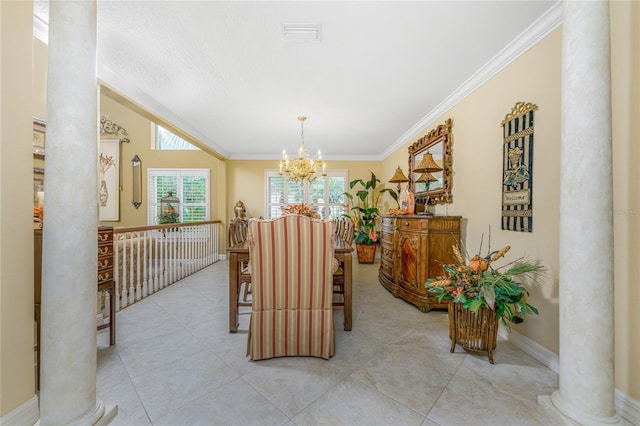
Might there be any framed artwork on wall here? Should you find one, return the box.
[33,117,46,159]
[98,139,120,221]
[501,101,537,232]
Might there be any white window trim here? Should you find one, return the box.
[152,124,200,151]
[147,168,210,225]
[264,169,349,219]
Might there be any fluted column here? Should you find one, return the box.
[541,1,621,424]
[39,1,112,424]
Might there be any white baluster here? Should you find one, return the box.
[113,238,121,311]
[128,235,135,305]
[197,226,202,271]
[134,232,141,301]
[162,229,167,289]
[120,236,128,308]
[104,290,111,323]
[142,230,148,298]
[154,230,160,291]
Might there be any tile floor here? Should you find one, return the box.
[97,258,561,425]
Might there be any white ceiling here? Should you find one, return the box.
[34,1,561,161]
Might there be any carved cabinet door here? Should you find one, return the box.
[397,231,428,295]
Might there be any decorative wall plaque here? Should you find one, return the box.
[501,102,537,232]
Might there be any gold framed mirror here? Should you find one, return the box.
[408,118,453,206]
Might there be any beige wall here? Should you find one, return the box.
[610,0,640,402]
[98,94,224,228]
[226,159,390,220]
[0,0,37,416]
[383,2,639,402]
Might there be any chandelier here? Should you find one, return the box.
[279,116,326,182]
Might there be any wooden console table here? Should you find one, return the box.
[379,215,461,312]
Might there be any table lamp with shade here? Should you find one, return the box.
[416,171,437,188]
[388,166,409,195]
[413,153,443,215]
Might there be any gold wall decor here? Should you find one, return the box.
[501,101,538,232]
[99,115,130,144]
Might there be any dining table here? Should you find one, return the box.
[228,235,354,332]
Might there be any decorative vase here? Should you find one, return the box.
[448,302,499,364]
[99,180,109,207]
[355,243,376,264]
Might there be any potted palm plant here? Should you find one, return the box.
[342,171,397,263]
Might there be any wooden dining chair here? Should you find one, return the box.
[246,215,335,360]
[229,218,251,306]
[332,217,354,306]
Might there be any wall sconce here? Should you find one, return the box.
[132,154,142,209]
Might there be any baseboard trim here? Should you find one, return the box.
[498,326,559,373]
[219,254,227,261]
[616,388,640,426]
[1,394,39,426]
[499,326,640,425]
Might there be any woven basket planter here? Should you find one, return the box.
[448,302,499,364]
[355,243,376,264]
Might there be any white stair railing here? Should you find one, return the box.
[113,221,220,312]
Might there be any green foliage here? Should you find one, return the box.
[158,211,179,224]
[426,242,545,327]
[342,171,395,245]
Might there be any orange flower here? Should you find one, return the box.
[369,230,377,242]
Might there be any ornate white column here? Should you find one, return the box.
[40,1,115,424]
[540,1,621,424]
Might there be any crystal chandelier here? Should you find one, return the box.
[279,116,326,182]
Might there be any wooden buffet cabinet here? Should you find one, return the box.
[379,214,462,312]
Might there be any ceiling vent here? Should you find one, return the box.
[280,23,322,42]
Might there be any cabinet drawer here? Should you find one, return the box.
[98,255,113,271]
[398,219,427,232]
[97,243,113,257]
[98,232,113,244]
[380,262,393,279]
[98,270,113,284]
[381,231,393,245]
[381,246,394,263]
[381,216,395,228]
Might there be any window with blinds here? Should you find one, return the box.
[265,170,348,219]
[148,169,209,224]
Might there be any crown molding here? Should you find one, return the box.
[382,1,563,159]
[228,153,383,161]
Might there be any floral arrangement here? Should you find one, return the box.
[343,171,396,245]
[426,236,545,326]
[282,203,318,218]
[99,153,115,178]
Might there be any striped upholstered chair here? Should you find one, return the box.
[246,215,335,360]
